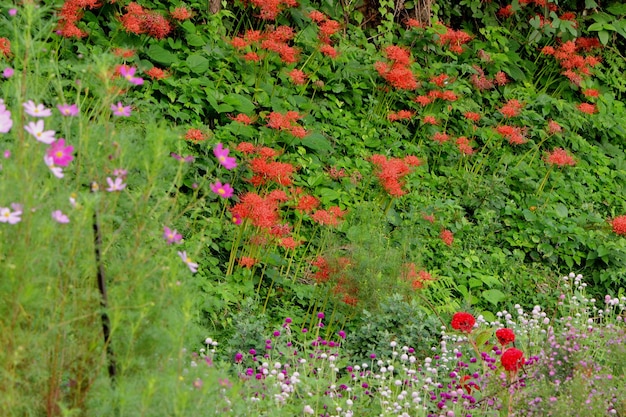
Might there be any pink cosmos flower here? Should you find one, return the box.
[24,120,56,144]
[113,168,127,178]
[213,143,237,170]
[0,206,21,224]
[51,210,70,224]
[47,138,74,166]
[210,181,234,198]
[118,65,144,86]
[23,100,52,117]
[111,102,131,117]
[44,155,64,178]
[57,103,79,116]
[0,103,13,133]
[170,152,195,163]
[106,177,126,191]
[178,251,198,273]
[163,226,183,244]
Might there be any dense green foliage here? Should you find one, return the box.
[1,0,626,415]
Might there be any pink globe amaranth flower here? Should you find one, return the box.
[47,138,74,167]
[2,67,13,78]
[213,143,237,170]
[210,181,234,198]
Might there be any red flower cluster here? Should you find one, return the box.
[423,115,438,125]
[244,148,296,186]
[288,68,307,85]
[456,137,475,155]
[170,6,192,21]
[611,215,626,236]
[231,192,283,229]
[295,195,320,213]
[370,154,422,197]
[388,110,415,121]
[310,206,347,227]
[464,112,481,123]
[239,256,258,268]
[249,0,298,20]
[451,312,475,333]
[145,67,169,80]
[120,3,172,39]
[231,114,254,125]
[57,0,102,38]
[545,148,576,167]
[499,99,524,118]
[470,66,494,91]
[184,128,206,142]
[374,45,418,90]
[437,27,472,54]
[501,347,524,372]
[440,229,454,246]
[308,10,341,47]
[496,125,527,145]
[541,40,602,86]
[401,263,434,290]
[495,328,516,346]
[547,120,562,134]
[311,256,350,283]
[266,111,307,138]
[577,102,597,114]
[0,37,10,57]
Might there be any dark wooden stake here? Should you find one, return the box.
[92,183,117,382]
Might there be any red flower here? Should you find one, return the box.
[145,67,168,80]
[440,229,454,246]
[0,38,11,57]
[170,6,192,21]
[288,69,307,85]
[184,128,206,142]
[239,257,258,268]
[232,114,253,125]
[577,102,597,114]
[296,195,320,213]
[547,120,562,134]
[451,312,475,333]
[495,328,516,346]
[423,115,438,125]
[546,148,576,167]
[456,136,474,155]
[583,88,600,98]
[499,99,524,118]
[501,348,524,372]
[611,215,626,236]
[464,112,481,122]
[320,44,338,58]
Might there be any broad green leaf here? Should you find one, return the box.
[223,94,255,114]
[186,34,206,47]
[146,44,177,65]
[482,289,506,305]
[302,132,333,153]
[599,30,609,45]
[186,54,209,74]
[555,204,568,218]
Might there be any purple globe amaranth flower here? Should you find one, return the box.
[213,143,237,170]
[47,138,74,166]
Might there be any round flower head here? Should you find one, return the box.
[612,215,626,236]
[495,328,516,346]
[451,312,476,333]
[501,347,524,372]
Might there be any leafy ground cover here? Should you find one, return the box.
[1,0,626,415]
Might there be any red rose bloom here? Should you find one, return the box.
[501,348,524,371]
[495,328,516,346]
[451,312,476,333]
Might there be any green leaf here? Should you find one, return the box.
[599,30,610,45]
[186,54,209,74]
[482,289,506,305]
[555,204,568,218]
[186,34,206,47]
[223,94,255,114]
[301,132,333,153]
[146,44,177,65]
[474,329,493,348]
